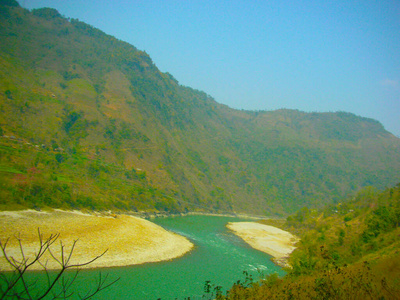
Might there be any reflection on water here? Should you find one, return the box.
[27,215,283,299]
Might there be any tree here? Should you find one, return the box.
[0,0,20,7]
[0,229,119,299]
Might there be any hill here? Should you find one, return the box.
[219,183,400,299]
[1,1,400,215]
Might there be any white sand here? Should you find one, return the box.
[0,210,193,271]
[227,222,299,267]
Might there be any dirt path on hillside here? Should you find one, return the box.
[0,210,193,271]
[227,222,299,267]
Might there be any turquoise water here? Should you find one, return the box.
[25,215,283,299]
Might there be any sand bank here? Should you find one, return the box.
[227,222,299,267]
[0,210,193,271]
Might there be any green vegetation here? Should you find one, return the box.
[1,1,400,298]
[0,2,400,216]
[215,184,400,299]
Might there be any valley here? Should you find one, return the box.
[0,1,400,299]
[0,3,399,217]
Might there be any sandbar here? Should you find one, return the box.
[227,222,299,267]
[0,210,193,271]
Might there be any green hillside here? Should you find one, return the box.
[1,1,399,215]
[220,183,400,299]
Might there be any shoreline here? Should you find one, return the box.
[126,210,270,220]
[0,207,275,220]
[227,222,299,268]
[0,209,194,271]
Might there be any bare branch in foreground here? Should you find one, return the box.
[0,229,119,299]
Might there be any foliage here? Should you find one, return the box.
[285,184,400,273]
[0,3,399,215]
[32,7,62,19]
[0,0,19,7]
[362,205,400,242]
[220,262,398,299]
[219,184,400,299]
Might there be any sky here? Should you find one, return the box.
[21,0,400,136]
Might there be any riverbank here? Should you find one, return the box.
[129,210,268,220]
[0,210,194,271]
[227,222,299,267]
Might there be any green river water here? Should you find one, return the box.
[26,215,284,299]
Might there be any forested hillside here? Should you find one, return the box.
[1,1,399,215]
[220,183,400,299]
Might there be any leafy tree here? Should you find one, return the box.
[55,153,65,164]
[362,205,398,243]
[4,90,12,99]
[32,8,62,19]
[0,0,20,7]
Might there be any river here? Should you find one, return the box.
[28,215,284,299]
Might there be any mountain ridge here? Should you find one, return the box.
[0,2,399,215]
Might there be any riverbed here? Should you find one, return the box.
[72,215,284,299]
[2,214,284,299]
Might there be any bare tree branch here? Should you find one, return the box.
[0,229,119,300]
[79,273,120,300]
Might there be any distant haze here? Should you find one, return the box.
[22,0,400,136]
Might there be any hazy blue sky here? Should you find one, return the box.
[22,0,400,136]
